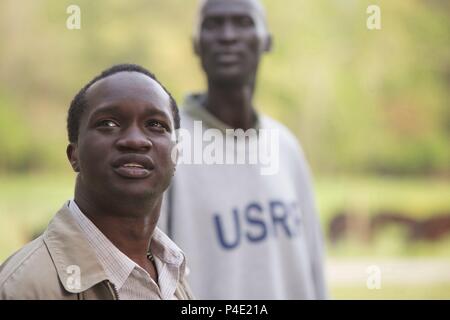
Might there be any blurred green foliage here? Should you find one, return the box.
[0,0,449,299]
[0,0,448,175]
[332,283,450,299]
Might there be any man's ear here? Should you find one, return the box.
[193,36,200,56]
[67,143,80,172]
[263,34,273,53]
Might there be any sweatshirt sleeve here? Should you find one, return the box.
[291,135,329,299]
[302,178,328,299]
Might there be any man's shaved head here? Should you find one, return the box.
[193,0,270,47]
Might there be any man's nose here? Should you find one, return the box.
[116,126,152,152]
[219,21,238,42]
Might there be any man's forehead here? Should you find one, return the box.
[194,0,269,41]
[82,72,172,125]
[200,0,265,19]
[88,72,152,93]
[86,72,168,104]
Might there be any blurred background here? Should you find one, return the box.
[0,0,449,299]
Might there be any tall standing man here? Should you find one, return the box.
[0,64,193,300]
[160,0,327,299]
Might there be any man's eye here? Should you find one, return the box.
[236,16,254,28]
[97,120,119,128]
[147,120,167,130]
[202,17,221,30]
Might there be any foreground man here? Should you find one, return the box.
[160,0,328,299]
[0,64,193,300]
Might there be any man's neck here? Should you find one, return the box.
[74,186,160,275]
[204,81,257,130]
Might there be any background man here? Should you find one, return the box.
[160,0,327,299]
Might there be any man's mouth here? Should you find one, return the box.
[114,163,151,179]
[123,163,144,169]
[215,52,241,64]
[112,156,154,179]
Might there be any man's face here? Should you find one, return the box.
[68,72,176,202]
[196,0,270,85]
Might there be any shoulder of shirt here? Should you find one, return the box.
[180,98,300,144]
[179,94,306,157]
[0,236,45,284]
[0,236,65,299]
[259,114,306,155]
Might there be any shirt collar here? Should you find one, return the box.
[43,202,108,294]
[183,93,263,132]
[68,200,186,290]
[69,200,136,290]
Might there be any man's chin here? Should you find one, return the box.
[100,172,171,202]
[212,73,247,86]
[206,64,246,82]
[108,183,157,200]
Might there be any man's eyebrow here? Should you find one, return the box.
[88,104,122,120]
[204,13,252,19]
[88,103,172,121]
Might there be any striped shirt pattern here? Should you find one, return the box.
[68,200,186,300]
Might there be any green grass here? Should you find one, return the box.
[0,173,75,260]
[327,224,450,258]
[316,176,450,258]
[331,283,450,299]
[315,175,450,224]
[0,173,449,262]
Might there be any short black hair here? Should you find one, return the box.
[67,63,180,143]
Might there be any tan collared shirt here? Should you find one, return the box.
[69,200,185,300]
